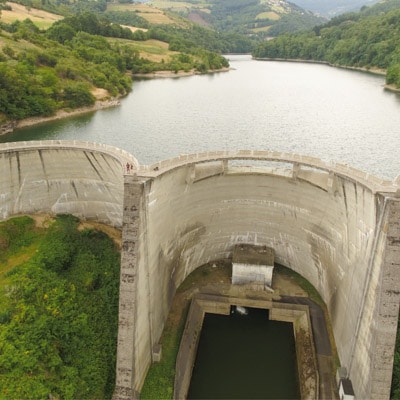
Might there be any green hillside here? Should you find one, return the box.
[0,8,232,125]
[0,215,121,399]
[150,0,327,39]
[253,0,400,88]
[1,0,326,39]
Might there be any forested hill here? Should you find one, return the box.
[252,0,400,88]
[0,6,235,126]
[149,0,327,39]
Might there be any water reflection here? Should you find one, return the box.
[2,56,400,180]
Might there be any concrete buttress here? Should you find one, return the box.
[113,175,148,400]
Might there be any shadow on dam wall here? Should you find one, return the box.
[1,142,400,400]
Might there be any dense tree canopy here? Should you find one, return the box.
[0,215,120,399]
[0,12,230,123]
[252,0,400,88]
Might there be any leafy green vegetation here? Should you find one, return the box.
[0,216,39,263]
[151,0,327,40]
[0,215,120,399]
[0,12,231,124]
[252,0,400,88]
[0,17,132,122]
[140,304,189,400]
[139,264,225,400]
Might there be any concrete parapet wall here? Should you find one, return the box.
[0,141,137,226]
[117,152,400,399]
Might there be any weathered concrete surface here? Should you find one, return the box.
[232,244,275,289]
[116,150,400,400]
[0,141,137,226]
[113,175,147,400]
[1,143,399,399]
[270,303,319,399]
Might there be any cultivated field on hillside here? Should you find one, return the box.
[0,2,62,29]
[107,3,177,25]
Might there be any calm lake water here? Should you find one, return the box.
[2,54,400,179]
[3,55,397,397]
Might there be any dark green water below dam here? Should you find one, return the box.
[188,307,299,399]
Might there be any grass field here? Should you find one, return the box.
[256,11,280,20]
[150,0,210,13]
[0,2,176,64]
[109,37,177,62]
[0,2,63,29]
[252,26,272,33]
[107,3,177,25]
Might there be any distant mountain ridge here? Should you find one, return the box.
[150,0,327,38]
[291,0,381,17]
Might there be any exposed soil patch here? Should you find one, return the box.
[29,214,122,248]
[78,221,122,249]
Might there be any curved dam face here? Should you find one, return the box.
[1,143,399,400]
[0,141,137,226]
[115,151,400,400]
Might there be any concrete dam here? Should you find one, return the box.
[1,141,400,400]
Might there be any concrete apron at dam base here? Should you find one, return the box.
[168,263,339,400]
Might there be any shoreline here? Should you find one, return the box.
[255,57,400,93]
[0,97,121,135]
[0,67,231,135]
[133,67,231,79]
[2,62,397,135]
[254,57,387,76]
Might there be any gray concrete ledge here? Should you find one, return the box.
[138,150,399,195]
[0,140,138,167]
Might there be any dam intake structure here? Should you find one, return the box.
[1,142,400,399]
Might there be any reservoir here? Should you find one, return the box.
[1,55,400,180]
[2,55,399,399]
[188,308,299,400]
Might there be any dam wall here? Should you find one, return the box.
[115,150,400,400]
[0,141,137,227]
[1,142,399,399]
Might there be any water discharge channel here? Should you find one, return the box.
[188,307,299,399]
